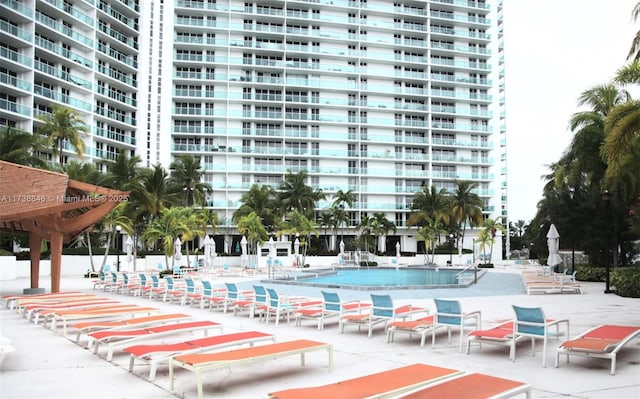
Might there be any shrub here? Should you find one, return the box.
[575,265,640,298]
[611,266,640,298]
[159,269,172,278]
[359,261,378,267]
[575,265,606,282]
[478,263,494,268]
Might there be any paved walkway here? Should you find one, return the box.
[1,267,639,399]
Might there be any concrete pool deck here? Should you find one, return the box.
[1,266,639,399]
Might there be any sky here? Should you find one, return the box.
[502,0,638,223]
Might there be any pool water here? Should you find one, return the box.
[278,268,479,290]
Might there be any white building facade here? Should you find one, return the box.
[1,0,507,260]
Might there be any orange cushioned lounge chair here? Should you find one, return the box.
[386,315,436,347]
[170,339,333,399]
[124,330,275,380]
[89,320,222,361]
[25,298,119,322]
[466,320,523,359]
[46,305,161,335]
[394,372,531,399]
[340,294,427,338]
[4,291,84,309]
[555,324,640,375]
[71,312,192,343]
[267,363,462,399]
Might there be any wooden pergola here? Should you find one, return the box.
[0,161,129,293]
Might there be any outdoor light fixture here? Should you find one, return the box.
[448,233,454,266]
[115,225,122,272]
[569,187,576,274]
[601,190,612,294]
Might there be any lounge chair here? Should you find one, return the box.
[295,290,370,330]
[386,315,435,347]
[25,298,119,322]
[169,339,333,399]
[162,277,186,303]
[466,320,522,358]
[525,281,582,295]
[512,305,569,367]
[180,278,202,306]
[47,305,162,336]
[71,312,192,343]
[4,291,83,310]
[340,294,427,338]
[264,288,320,326]
[249,285,270,320]
[89,320,222,361]
[132,273,152,297]
[431,298,481,352]
[101,272,117,292]
[116,273,140,295]
[222,283,254,314]
[264,287,298,325]
[267,363,463,399]
[124,330,275,380]
[555,324,640,374]
[13,293,98,313]
[91,271,107,290]
[393,372,531,399]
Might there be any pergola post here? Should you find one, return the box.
[50,232,63,293]
[28,232,42,289]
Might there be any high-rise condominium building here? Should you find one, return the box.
[0,0,508,254]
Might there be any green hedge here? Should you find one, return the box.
[576,265,640,298]
[611,266,640,298]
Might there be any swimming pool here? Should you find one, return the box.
[268,267,482,291]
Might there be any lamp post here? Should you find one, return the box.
[115,225,121,272]
[601,190,612,294]
[569,188,576,274]
[448,233,454,266]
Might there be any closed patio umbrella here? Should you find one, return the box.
[546,224,562,267]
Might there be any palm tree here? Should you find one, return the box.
[104,149,142,190]
[0,126,48,168]
[626,2,640,61]
[371,212,396,254]
[64,161,107,186]
[278,210,319,266]
[236,212,268,268]
[169,154,212,206]
[180,209,206,267]
[278,170,324,220]
[98,203,133,272]
[509,220,528,239]
[233,184,278,230]
[63,161,109,273]
[554,84,627,191]
[37,104,88,165]
[450,180,483,248]
[134,164,179,223]
[407,185,451,230]
[357,214,374,255]
[331,205,349,245]
[478,218,506,264]
[141,207,191,269]
[416,219,445,265]
[318,212,335,251]
[332,189,356,209]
